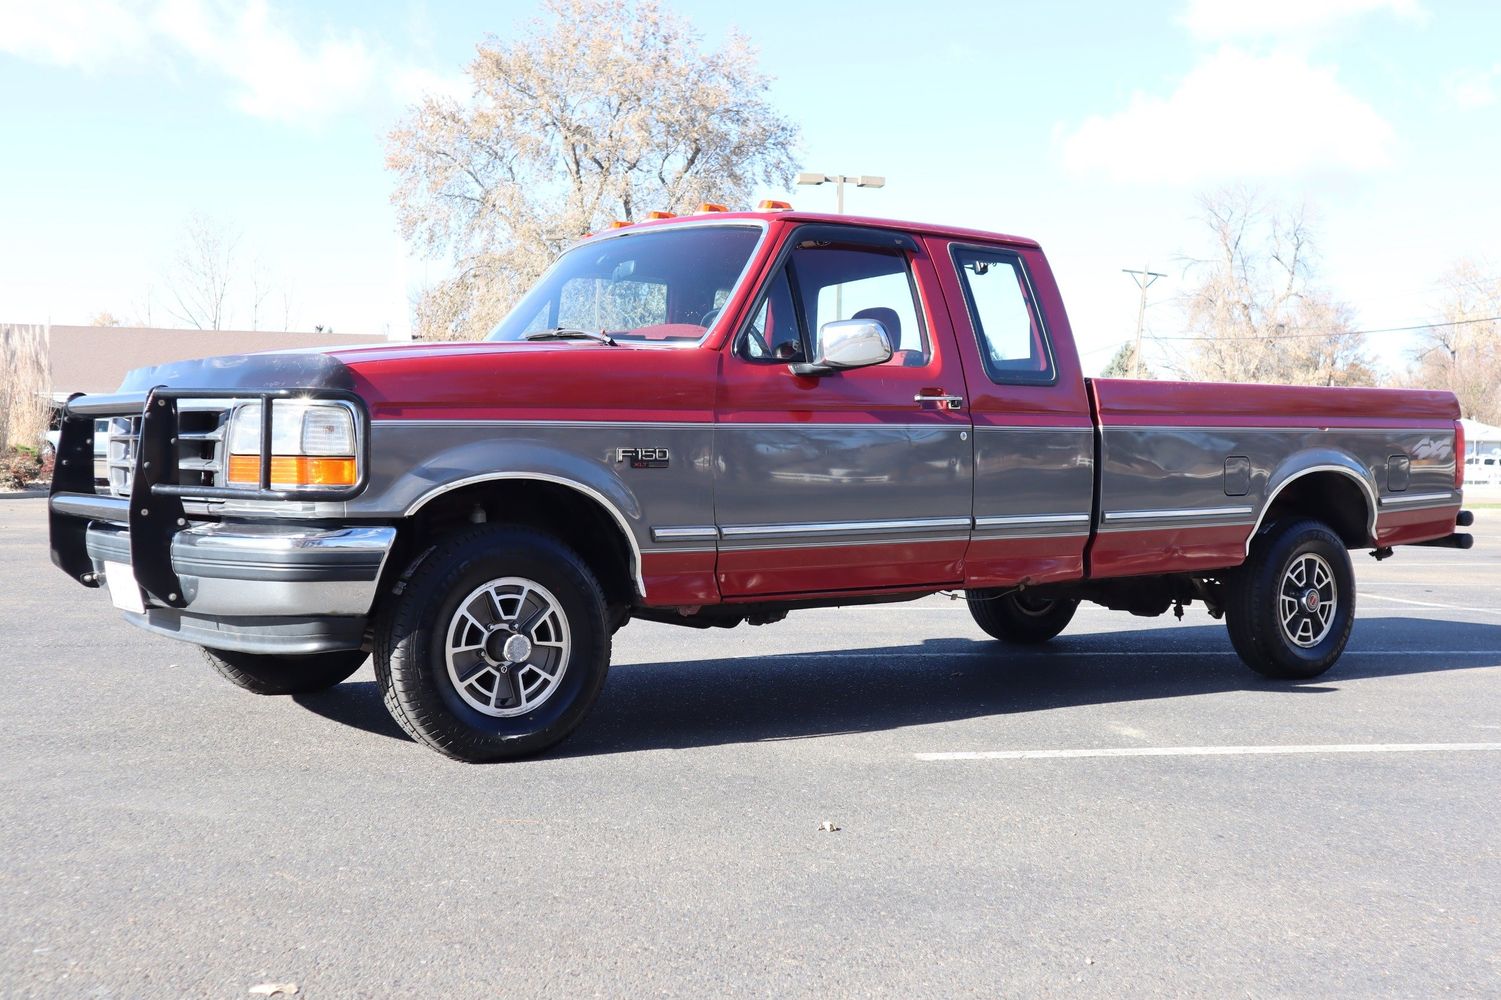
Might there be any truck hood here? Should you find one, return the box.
[118,348,357,393]
[118,339,718,422]
[116,339,638,393]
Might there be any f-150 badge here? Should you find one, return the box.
[617,447,670,469]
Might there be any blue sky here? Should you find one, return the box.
[2,0,1498,374]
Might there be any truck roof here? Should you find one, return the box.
[616,210,1042,249]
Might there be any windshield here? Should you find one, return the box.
[487,224,764,344]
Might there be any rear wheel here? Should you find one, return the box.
[375,525,611,762]
[967,589,1079,645]
[201,647,367,695]
[1225,518,1355,679]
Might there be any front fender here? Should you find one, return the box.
[354,433,641,526]
[345,424,658,595]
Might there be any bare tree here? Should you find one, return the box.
[1405,260,1501,423]
[133,284,155,327]
[1176,188,1373,387]
[248,254,273,331]
[387,0,799,340]
[163,212,240,330]
[89,311,123,327]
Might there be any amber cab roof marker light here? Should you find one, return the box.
[608,220,631,229]
[758,200,793,211]
[646,210,676,220]
[696,202,729,213]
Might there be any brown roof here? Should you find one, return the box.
[40,325,388,396]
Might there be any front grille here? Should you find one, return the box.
[104,403,230,498]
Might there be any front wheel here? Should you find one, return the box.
[375,526,611,762]
[1225,518,1356,679]
[201,647,367,695]
[966,589,1079,644]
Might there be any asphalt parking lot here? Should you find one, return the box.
[1,495,1497,999]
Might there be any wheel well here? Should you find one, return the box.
[393,480,637,609]
[1261,471,1371,548]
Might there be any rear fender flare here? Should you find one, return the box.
[1245,451,1378,555]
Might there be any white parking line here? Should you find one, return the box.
[916,743,1501,761]
[1361,593,1501,615]
[786,650,1501,658]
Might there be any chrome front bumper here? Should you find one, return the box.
[84,521,395,616]
[80,519,396,654]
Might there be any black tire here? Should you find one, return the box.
[201,646,367,695]
[374,525,611,762]
[1225,518,1355,680]
[966,589,1080,644]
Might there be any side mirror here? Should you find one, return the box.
[789,318,893,376]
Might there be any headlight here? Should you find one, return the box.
[226,401,358,489]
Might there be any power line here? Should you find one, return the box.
[1156,313,1501,342]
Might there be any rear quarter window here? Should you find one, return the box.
[951,246,1056,386]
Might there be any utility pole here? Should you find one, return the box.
[1123,265,1165,379]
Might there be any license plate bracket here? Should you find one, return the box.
[103,561,146,614]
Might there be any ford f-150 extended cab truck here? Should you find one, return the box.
[48,209,1473,761]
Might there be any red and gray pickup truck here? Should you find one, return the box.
[48,208,1473,761]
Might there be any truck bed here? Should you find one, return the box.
[1086,379,1464,578]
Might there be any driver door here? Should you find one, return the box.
[713,226,973,597]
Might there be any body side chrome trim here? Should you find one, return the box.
[404,473,646,598]
[974,512,1091,529]
[719,515,973,539]
[1103,505,1255,523]
[1377,491,1461,507]
[650,525,720,542]
[1245,463,1379,555]
[719,534,972,552]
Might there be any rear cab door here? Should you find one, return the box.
[923,236,1095,587]
[713,223,973,598]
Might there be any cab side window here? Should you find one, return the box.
[952,247,1056,385]
[738,243,929,365]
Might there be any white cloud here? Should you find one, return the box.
[0,0,152,68]
[1059,47,1395,184]
[138,0,375,123]
[1180,0,1427,40]
[0,0,450,124]
[1447,65,1500,109]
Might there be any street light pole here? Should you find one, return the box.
[796,172,886,318]
[796,172,885,215]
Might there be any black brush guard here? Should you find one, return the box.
[49,386,370,608]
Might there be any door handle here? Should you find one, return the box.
[914,393,964,410]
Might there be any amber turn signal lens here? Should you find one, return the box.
[227,454,356,488]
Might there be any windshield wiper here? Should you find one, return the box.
[523,327,618,346]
